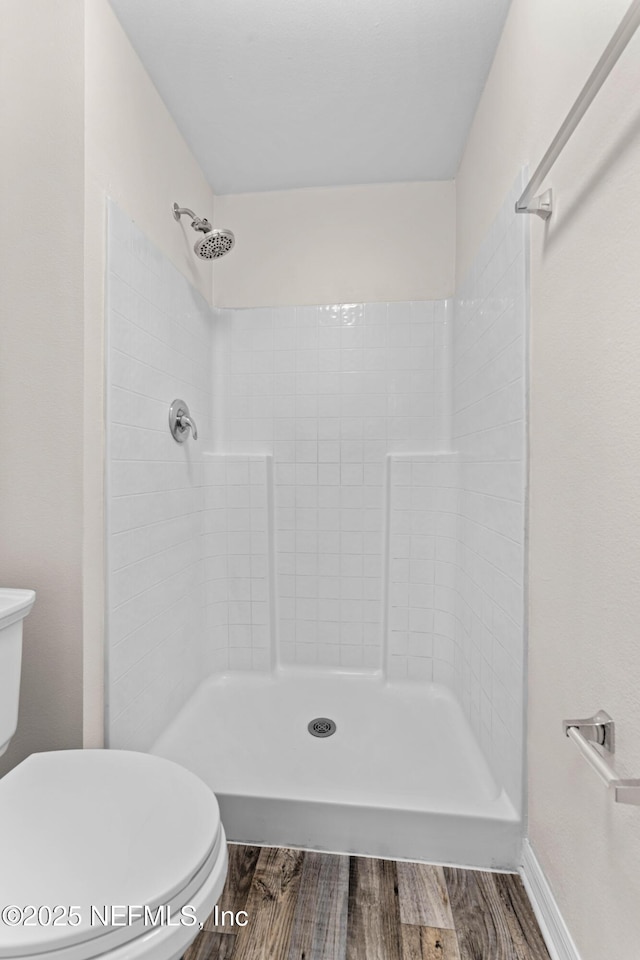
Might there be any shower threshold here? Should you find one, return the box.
[151,669,520,870]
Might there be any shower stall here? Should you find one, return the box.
[106,173,527,869]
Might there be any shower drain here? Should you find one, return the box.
[308,717,337,738]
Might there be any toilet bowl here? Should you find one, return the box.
[0,750,228,960]
[0,591,228,960]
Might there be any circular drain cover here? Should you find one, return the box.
[308,717,337,738]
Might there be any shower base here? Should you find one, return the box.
[151,669,520,870]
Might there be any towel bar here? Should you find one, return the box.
[563,711,640,806]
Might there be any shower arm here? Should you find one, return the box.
[173,203,211,232]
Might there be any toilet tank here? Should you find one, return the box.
[0,590,35,757]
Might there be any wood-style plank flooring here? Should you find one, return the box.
[185,844,550,960]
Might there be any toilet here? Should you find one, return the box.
[0,590,228,960]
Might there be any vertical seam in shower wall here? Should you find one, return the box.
[381,453,392,678]
[519,166,532,835]
[103,198,116,749]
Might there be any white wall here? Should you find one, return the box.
[457,2,640,956]
[85,0,215,303]
[213,182,456,308]
[106,204,214,750]
[84,0,216,746]
[0,0,85,776]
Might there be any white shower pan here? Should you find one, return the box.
[152,669,520,869]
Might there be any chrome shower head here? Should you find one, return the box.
[193,227,235,260]
[173,203,235,261]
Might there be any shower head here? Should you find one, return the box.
[193,227,235,260]
[173,203,235,261]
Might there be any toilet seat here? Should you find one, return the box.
[0,750,227,960]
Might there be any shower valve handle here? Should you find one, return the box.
[177,414,198,440]
[169,399,198,442]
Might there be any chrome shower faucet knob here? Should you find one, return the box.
[169,399,198,442]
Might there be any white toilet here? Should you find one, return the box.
[0,590,228,960]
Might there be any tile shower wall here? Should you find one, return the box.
[107,202,214,750]
[452,176,528,808]
[216,301,450,667]
[202,454,273,673]
[387,454,458,682]
[386,176,527,808]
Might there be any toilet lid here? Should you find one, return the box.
[0,750,221,958]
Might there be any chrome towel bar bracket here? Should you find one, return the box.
[563,711,640,806]
[563,710,615,752]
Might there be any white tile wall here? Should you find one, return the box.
[216,300,450,667]
[451,175,528,809]
[107,202,213,750]
[383,177,527,810]
[387,454,458,683]
[202,454,274,673]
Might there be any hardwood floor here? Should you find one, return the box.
[184,844,550,960]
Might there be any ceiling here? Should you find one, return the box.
[109,0,512,195]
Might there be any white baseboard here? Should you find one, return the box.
[520,840,581,960]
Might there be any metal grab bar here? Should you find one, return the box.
[516,0,640,219]
[563,712,640,806]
